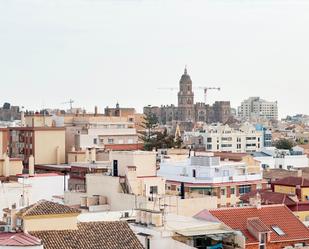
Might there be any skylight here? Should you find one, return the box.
[272,226,285,236]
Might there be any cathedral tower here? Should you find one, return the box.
[178,67,195,122]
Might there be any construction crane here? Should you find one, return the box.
[62,99,74,110]
[157,86,221,104]
[195,87,221,104]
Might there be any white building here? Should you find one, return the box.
[238,97,278,121]
[253,147,309,170]
[158,154,264,207]
[75,121,138,149]
[131,212,235,249]
[184,123,264,153]
[0,173,68,218]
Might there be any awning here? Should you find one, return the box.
[137,232,152,238]
[176,229,234,237]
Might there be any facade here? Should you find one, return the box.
[0,128,9,155]
[184,123,264,153]
[271,176,309,202]
[0,155,23,177]
[75,120,138,149]
[205,204,309,249]
[144,68,232,131]
[238,97,278,121]
[8,127,65,165]
[0,103,20,122]
[158,154,266,207]
[253,147,309,170]
[104,103,136,117]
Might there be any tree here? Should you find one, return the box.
[139,113,177,150]
[174,136,183,149]
[139,113,159,151]
[274,139,294,150]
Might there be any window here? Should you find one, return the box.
[230,187,235,195]
[150,186,158,194]
[93,138,97,144]
[207,137,212,143]
[272,226,285,236]
[108,138,114,144]
[259,233,267,249]
[221,188,225,196]
[239,185,251,195]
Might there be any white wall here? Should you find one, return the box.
[255,155,309,170]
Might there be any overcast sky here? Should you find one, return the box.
[1,0,308,118]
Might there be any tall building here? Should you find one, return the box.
[144,68,232,131]
[184,123,264,153]
[238,97,278,121]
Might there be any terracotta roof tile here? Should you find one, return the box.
[240,190,296,206]
[272,176,309,187]
[16,200,81,217]
[0,233,41,246]
[30,222,144,249]
[208,205,309,244]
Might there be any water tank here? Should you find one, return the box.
[99,196,107,205]
[140,211,146,224]
[80,196,87,208]
[146,212,152,225]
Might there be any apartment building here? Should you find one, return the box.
[184,123,264,153]
[8,127,65,165]
[253,147,309,170]
[238,97,278,121]
[158,153,266,207]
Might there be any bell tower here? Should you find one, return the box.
[178,67,195,121]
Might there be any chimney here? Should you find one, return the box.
[94,106,98,116]
[85,149,90,162]
[3,153,10,177]
[29,155,35,176]
[297,169,302,177]
[21,109,25,127]
[91,147,96,163]
[56,146,60,165]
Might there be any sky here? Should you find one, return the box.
[0,0,309,118]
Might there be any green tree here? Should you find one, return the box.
[139,114,177,150]
[139,113,159,151]
[274,139,295,150]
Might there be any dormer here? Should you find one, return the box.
[247,217,271,249]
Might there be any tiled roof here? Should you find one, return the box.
[247,217,271,233]
[212,152,248,162]
[30,222,144,249]
[264,168,309,182]
[16,200,81,217]
[208,205,309,244]
[0,232,41,246]
[240,190,296,206]
[272,176,309,187]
